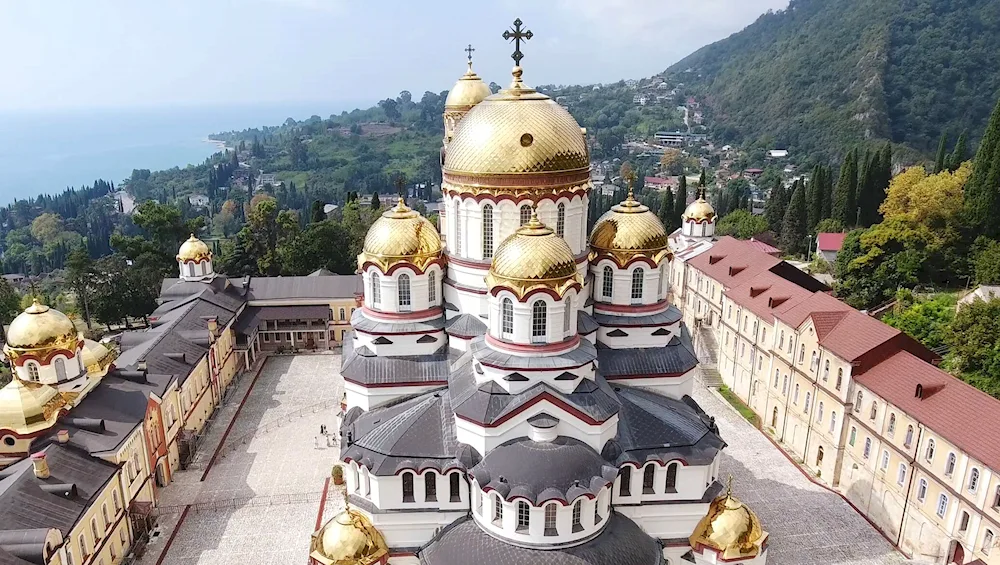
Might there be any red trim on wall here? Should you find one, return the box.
[590,253,666,270]
[10,344,82,367]
[489,283,584,303]
[484,334,580,355]
[358,257,446,277]
[444,278,488,295]
[315,476,330,530]
[453,392,606,428]
[604,372,687,380]
[593,300,669,314]
[361,306,443,322]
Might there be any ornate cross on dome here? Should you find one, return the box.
[502,18,532,66]
[465,43,475,63]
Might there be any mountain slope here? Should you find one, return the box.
[670,0,1000,158]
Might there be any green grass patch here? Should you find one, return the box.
[718,385,761,428]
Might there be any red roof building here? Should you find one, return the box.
[744,238,780,257]
[817,232,847,252]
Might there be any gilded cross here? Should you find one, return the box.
[502,18,533,66]
[465,44,475,63]
[394,173,406,197]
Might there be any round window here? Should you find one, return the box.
[520,133,534,147]
[3,436,15,447]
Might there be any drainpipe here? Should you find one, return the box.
[779,329,800,444]
[896,423,925,549]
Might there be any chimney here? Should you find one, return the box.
[56,430,69,444]
[137,359,147,372]
[31,452,50,479]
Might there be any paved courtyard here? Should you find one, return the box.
[149,354,343,565]
[691,384,913,565]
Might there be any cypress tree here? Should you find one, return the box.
[765,177,788,235]
[934,132,949,173]
[780,180,808,256]
[857,150,878,226]
[820,166,833,221]
[833,149,858,227]
[807,164,823,231]
[673,175,688,225]
[965,96,1000,237]
[658,187,675,230]
[699,169,707,187]
[948,131,968,172]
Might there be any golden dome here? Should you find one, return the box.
[357,198,442,273]
[0,379,70,435]
[4,301,79,358]
[589,191,671,267]
[309,508,389,565]
[445,62,492,110]
[177,234,212,262]
[82,339,116,377]
[690,484,767,560]
[684,188,716,223]
[443,68,589,177]
[486,210,582,300]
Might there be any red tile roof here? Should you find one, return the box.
[687,237,781,290]
[814,310,901,362]
[817,232,847,252]
[724,271,814,323]
[744,238,781,256]
[856,350,1000,472]
[774,291,851,329]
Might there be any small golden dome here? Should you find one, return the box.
[82,339,116,378]
[309,508,389,565]
[590,191,671,267]
[444,68,589,176]
[4,301,79,355]
[690,484,767,560]
[683,188,716,223]
[445,62,492,110]
[0,379,69,435]
[486,210,582,299]
[177,234,212,262]
[358,198,442,273]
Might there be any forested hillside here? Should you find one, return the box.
[670,0,1000,158]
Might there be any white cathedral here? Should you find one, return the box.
[310,24,767,565]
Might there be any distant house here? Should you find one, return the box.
[957,285,1000,311]
[816,232,848,262]
[654,131,687,147]
[323,204,339,215]
[767,149,789,159]
[633,94,648,106]
[188,194,210,207]
[644,176,678,192]
[743,169,764,181]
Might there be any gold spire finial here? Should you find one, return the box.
[502,18,532,67]
[726,474,734,497]
[465,43,475,71]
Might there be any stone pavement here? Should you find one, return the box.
[138,354,343,565]
[691,384,915,565]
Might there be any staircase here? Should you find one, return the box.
[699,366,724,388]
[695,325,724,388]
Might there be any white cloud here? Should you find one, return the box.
[256,0,344,14]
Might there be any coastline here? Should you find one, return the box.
[203,138,228,152]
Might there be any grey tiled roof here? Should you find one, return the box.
[419,513,662,565]
[238,274,360,300]
[351,309,446,334]
[592,305,682,327]
[341,338,451,386]
[602,386,724,467]
[469,337,597,370]
[596,338,698,379]
[577,311,600,334]
[444,314,487,338]
[470,437,618,505]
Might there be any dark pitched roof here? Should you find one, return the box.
[419,513,662,565]
[351,310,446,334]
[241,275,360,300]
[469,337,597,371]
[58,380,150,454]
[596,337,698,379]
[470,437,618,505]
[444,314,487,339]
[592,306,682,328]
[576,311,600,335]
[340,338,450,386]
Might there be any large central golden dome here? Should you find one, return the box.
[690,485,767,560]
[486,210,582,299]
[358,198,442,273]
[590,191,671,267]
[4,301,79,356]
[443,68,589,177]
[309,508,389,565]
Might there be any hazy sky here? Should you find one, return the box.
[0,0,790,112]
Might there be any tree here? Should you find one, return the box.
[945,299,1000,399]
[882,292,956,350]
[280,220,355,275]
[973,238,1000,285]
[965,95,1000,238]
[215,200,240,236]
[30,213,63,245]
[90,254,160,326]
[65,245,93,330]
[814,218,845,234]
[832,149,858,227]
[835,219,931,309]
[657,187,675,230]
[672,175,688,224]
[764,177,787,234]
[619,162,635,183]
[310,200,326,223]
[806,165,823,231]
[659,149,685,175]
[699,169,707,187]
[948,131,968,172]
[379,98,401,122]
[780,180,807,256]
[934,132,949,173]
[716,210,768,239]
[0,279,20,342]
[880,163,970,231]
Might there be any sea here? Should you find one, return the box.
[0,101,369,204]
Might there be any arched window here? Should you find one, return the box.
[782,376,788,395]
[402,472,414,503]
[849,426,857,446]
[455,203,463,254]
[984,530,995,556]
[960,511,971,532]
[880,450,889,470]
[970,468,981,492]
[544,503,558,535]
[563,297,572,334]
[863,437,872,459]
[556,203,566,237]
[917,478,928,502]
[823,360,830,381]
[773,369,780,388]
[362,467,371,496]
[482,204,494,259]
[945,453,956,476]
[904,425,914,448]
[631,269,644,302]
[519,204,531,226]
[602,266,614,298]
[804,392,811,413]
[397,274,411,310]
[810,351,818,371]
[779,331,785,349]
[887,414,896,436]
[449,472,461,502]
[531,301,547,342]
[772,407,778,428]
[26,362,39,382]
[793,383,800,404]
[595,491,603,524]
[665,463,678,492]
[816,401,824,422]
[187,263,196,278]
[642,464,656,494]
[371,273,381,306]
[869,402,877,420]
[493,495,503,525]
[897,463,907,486]
[428,271,436,304]
[424,471,437,501]
[836,368,843,390]
[855,391,863,413]
[619,467,632,496]
[925,439,936,462]
[55,358,67,380]
[571,500,583,532]
[113,490,121,513]
[516,501,530,532]
[936,493,948,518]
[829,411,837,433]
[657,267,664,297]
[798,344,805,363]
[339,307,346,321]
[501,298,514,338]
